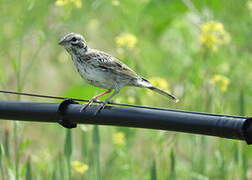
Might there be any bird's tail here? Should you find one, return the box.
[148,86,179,103]
[134,78,179,103]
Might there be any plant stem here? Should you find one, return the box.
[14,36,23,180]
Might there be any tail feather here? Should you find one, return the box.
[148,86,179,103]
[134,78,179,103]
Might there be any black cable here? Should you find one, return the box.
[0,89,181,111]
[0,90,252,144]
[0,100,251,144]
[0,90,90,102]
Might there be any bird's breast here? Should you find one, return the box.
[73,57,116,89]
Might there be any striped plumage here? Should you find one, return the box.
[59,33,179,113]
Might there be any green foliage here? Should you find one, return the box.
[0,0,252,179]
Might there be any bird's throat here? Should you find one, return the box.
[67,46,88,57]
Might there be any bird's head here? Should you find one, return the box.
[59,33,88,55]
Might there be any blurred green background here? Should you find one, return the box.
[1,0,252,179]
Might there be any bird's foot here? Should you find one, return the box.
[80,98,96,112]
[94,101,108,115]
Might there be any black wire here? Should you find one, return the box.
[0,89,167,110]
[0,90,90,102]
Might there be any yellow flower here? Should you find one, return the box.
[201,21,224,33]
[115,33,138,49]
[149,77,170,92]
[112,0,120,6]
[55,0,82,8]
[55,0,68,6]
[210,74,230,92]
[199,21,230,51]
[247,1,252,12]
[71,161,89,174]
[113,132,125,146]
[72,0,82,8]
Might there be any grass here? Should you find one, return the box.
[1,0,252,179]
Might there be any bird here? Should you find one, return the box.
[59,32,179,114]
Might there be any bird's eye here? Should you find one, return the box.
[71,37,77,41]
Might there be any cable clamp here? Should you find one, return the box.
[58,99,78,129]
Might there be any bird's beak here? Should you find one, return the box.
[58,38,67,46]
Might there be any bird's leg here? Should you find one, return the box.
[80,89,112,112]
[95,89,120,114]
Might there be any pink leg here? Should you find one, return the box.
[93,89,112,99]
[80,90,112,112]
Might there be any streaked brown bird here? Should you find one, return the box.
[59,33,179,113]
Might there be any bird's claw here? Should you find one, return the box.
[80,99,109,115]
[94,102,107,115]
[80,99,95,112]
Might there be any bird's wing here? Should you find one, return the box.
[84,49,139,78]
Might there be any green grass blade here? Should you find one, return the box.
[92,125,101,180]
[13,122,19,180]
[64,129,73,180]
[51,157,60,180]
[150,160,157,180]
[3,129,10,160]
[0,144,5,180]
[81,129,88,160]
[25,157,32,180]
[93,126,100,146]
[64,129,73,158]
[239,89,245,116]
[58,155,65,180]
[169,149,176,180]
